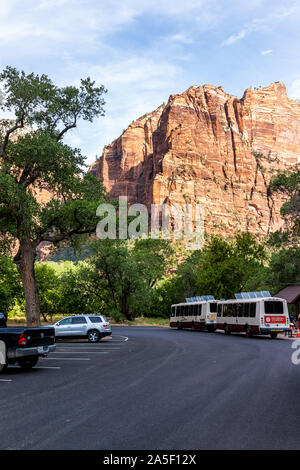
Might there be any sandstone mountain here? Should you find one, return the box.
[91,82,300,236]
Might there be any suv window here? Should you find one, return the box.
[89,316,103,323]
[58,318,72,325]
[71,316,87,324]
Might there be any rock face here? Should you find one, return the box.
[90,82,300,236]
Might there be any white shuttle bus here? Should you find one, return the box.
[216,292,290,339]
[170,296,217,332]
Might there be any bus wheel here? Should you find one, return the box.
[224,325,231,335]
[270,332,278,339]
[246,326,253,338]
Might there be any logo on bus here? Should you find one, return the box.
[264,316,285,324]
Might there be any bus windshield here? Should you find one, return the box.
[264,301,284,314]
[210,303,217,313]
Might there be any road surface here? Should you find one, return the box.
[0,327,299,450]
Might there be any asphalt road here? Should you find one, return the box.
[0,326,300,450]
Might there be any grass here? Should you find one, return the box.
[7,315,170,327]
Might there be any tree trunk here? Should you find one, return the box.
[14,238,41,327]
[121,293,133,321]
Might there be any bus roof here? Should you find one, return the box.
[172,300,217,306]
[218,297,285,303]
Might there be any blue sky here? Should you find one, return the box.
[1,0,300,165]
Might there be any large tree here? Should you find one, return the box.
[269,166,300,243]
[0,67,107,326]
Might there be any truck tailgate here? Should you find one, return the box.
[23,327,55,347]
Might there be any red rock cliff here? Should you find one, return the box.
[89,82,300,235]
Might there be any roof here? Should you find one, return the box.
[274,285,300,304]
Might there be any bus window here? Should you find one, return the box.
[171,306,175,317]
[264,301,284,314]
[232,304,237,317]
[237,303,243,317]
[210,303,217,313]
[188,305,193,316]
[197,304,202,316]
[193,304,197,316]
[217,304,222,317]
[227,304,233,317]
[223,305,228,317]
[250,303,256,317]
[243,303,249,317]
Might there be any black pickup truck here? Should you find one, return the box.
[0,313,56,373]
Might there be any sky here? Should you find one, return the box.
[1,0,300,165]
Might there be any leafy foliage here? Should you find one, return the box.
[269,166,300,242]
[0,255,22,315]
[0,66,107,325]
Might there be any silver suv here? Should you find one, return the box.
[52,315,112,343]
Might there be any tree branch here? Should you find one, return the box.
[56,120,77,141]
[0,117,24,161]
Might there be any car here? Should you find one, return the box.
[0,312,56,373]
[52,315,112,343]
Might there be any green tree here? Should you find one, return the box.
[0,67,107,326]
[161,233,266,310]
[246,246,300,295]
[35,262,61,321]
[0,255,23,315]
[270,166,300,242]
[84,239,174,321]
[57,261,102,315]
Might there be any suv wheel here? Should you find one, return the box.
[87,330,101,343]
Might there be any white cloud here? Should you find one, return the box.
[261,49,273,55]
[168,34,194,44]
[290,79,300,99]
[221,3,298,46]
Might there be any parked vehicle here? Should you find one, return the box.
[170,299,217,332]
[0,312,56,373]
[216,296,290,339]
[52,315,112,342]
[170,292,291,339]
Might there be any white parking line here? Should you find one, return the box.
[56,348,120,351]
[52,351,109,354]
[10,366,61,370]
[0,379,12,382]
[41,357,91,361]
[35,366,61,369]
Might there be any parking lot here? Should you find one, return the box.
[0,334,129,383]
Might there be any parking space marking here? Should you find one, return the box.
[56,348,120,351]
[41,357,91,361]
[52,351,109,354]
[10,366,61,370]
[0,379,12,382]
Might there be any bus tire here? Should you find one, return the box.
[270,332,278,339]
[246,326,253,338]
[224,324,231,335]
